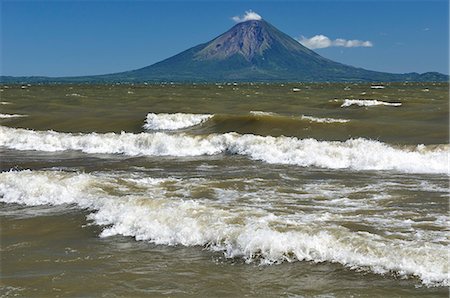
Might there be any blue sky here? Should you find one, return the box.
[1,0,448,76]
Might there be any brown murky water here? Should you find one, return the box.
[0,83,448,297]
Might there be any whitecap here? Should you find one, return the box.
[0,113,27,118]
[341,99,401,107]
[65,93,85,97]
[143,113,213,130]
[0,169,447,287]
[301,115,350,123]
[0,126,447,174]
[249,111,278,117]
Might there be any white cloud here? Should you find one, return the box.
[232,10,262,23]
[299,35,332,49]
[298,35,373,49]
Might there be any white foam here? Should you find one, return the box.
[0,113,27,118]
[371,85,385,89]
[341,99,401,107]
[250,111,350,124]
[0,126,448,174]
[0,101,11,105]
[65,93,85,97]
[0,169,447,287]
[249,111,278,116]
[144,113,213,130]
[301,115,350,123]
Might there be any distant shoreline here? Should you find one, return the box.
[1,79,449,85]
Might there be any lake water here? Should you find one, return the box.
[0,82,448,297]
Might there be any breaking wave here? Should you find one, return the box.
[250,112,350,124]
[249,111,279,117]
[301,115,349,123]
[0,113,27,118]
[144,112,350,132]
[0,126,447,174]
[341,99,402,107]
[144,113,213,130]
[0,169,447,287]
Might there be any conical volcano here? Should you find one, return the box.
[109,19,445,82]
[119,19,346,81]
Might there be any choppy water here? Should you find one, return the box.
[0,83,448,297]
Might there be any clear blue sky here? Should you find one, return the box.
[1,0,448,77]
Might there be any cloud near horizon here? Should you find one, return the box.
[298,35,373,49]
[232,10,262,23]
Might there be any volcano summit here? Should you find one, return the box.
[2,17,448,83]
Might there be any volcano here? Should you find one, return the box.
[2,19,448,83]
[100,19,448,82]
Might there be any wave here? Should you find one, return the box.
[65,93,86,97]
[249,111,279,117]
[144,113,213,130]
[341,99,402,107]
[0,169,447,287]
[0,113,27,118]
[301,115,349,123]
[250,112,349,124]
[0,126,447,174]
[144,112,349,132]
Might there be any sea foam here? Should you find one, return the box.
[341,99,401,107]
[0,113,27,118]
[0,169,448,287]
[301,115,349,123]
[144,113,213,130]
[249,111,278,116]
[0,126,448,174]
